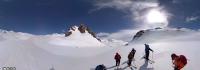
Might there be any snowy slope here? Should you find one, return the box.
[90,28,200,70]
[0,29,199,70]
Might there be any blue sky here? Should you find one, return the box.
[0,0,199,34]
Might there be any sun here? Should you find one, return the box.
[145,9,168,28]
[146,9,167,23]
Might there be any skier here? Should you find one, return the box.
[114,53,121,66]
[127,48,136,66]
[171,53,187,70]
[144,44,154,61]
[95,64,107,70]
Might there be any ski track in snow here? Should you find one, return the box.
[0,29,199,70]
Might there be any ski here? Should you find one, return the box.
[113,67,123,70]
[148,60,155,64]
[131,65,137,69]
[106,65,118,69]
[121,60,128,65]
[128,65,137,70]
[141,56,155,64]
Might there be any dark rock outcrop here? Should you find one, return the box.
[132,30,145,40]
[65,26,76,37]
[65,24,101,41]
[65,32,72,37]
[78,24,87,33]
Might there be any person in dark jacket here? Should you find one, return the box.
[144,44,153,60]
[127,48,136,66]
[114,53,121,66]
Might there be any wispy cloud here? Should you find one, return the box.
[172,0,180,4]
[98,29,139,41]
[92,0,170,29]
[93,0,159,10]
[186,16,199,22]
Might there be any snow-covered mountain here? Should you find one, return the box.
[0,28,199,70]
[65,24,101,41]
[62,24,104,47]
[130,28,199,44]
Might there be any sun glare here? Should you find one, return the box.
[146,9,167,24]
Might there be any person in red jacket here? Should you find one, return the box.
[114,53,121,66]
[171,53,187,70]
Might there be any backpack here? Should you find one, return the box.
[128,53,134,60]
[131,48,136,53]
[95,65,106,70]
[179,55,187,65]
[174,55,187,69]
[115,54,121,60]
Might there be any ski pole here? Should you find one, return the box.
[152,52,154,68]
[152,52,154,61]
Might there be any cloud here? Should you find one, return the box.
[92,0,170,29]
[172,0,180,4]
[97,32,110,37]
[93,0,158,10]
[186,16,199,22]
[98,29,139,41]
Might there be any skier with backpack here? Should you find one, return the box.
[171,53,187,70]
[144,44,154,61]
[114,52,121,66]
[127,48,136,66]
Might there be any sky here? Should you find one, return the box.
[0,0,199,34]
